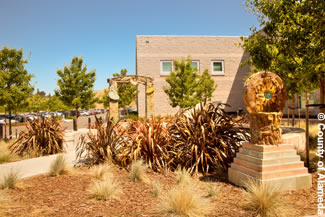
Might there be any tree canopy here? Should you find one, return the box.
[164,57,216,108]
[112,69,137,111]
[0,46,34,136]
[240,0,324,104]
[55,56,96,129]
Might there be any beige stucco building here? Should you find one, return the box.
[136,35,251,117]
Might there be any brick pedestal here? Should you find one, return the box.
[228,142,312,191]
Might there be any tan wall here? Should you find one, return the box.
[136,36,251,117]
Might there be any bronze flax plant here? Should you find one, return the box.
[76,116,125,165]
[10,117,64,157]
[119,117,174,172]
[169,101,250,174]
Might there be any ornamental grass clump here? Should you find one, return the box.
[175,168,192,185]
[49,154,68,176]
[88,177,122,201]
[242,178,289,217]
[91,163,113,180]
[76,116,124,165]
[206,182,220,198]
[129,160,149,183]
[157,183,212,217]
[169,101,250,174]
[0,169,20,189]
[120,117,173,172]
[152,181,162,197]
[10,117,64,157]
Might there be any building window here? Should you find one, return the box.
[161,61,173,75]
[191,61,199,71]
[211,61,224,75]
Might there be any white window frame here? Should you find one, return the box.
[160,61,173,76]
[191,60,200,72]
[211,60,225,75]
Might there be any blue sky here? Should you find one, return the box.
[0,0,259,94]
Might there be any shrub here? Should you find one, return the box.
[88,177,122,201]
[169,101,250,174]
[129,160,149,183]
[242,178,287,217]
[49,154,68,176]
[0,169,20,189]
[76,116,125,165]
[120,117,173,172]
[175,168,192,185]
[10,117,64,157]
[91,164,112,180]
[152,181,162,197]
[157,183,212,217]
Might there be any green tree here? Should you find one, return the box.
[55,57,96,130]
[164,57,216,108]
[101,88,110,109]
[0,47,34,137]
[27,93,47,113]
[241,0,325,114]
[46,95,69,112]
[112,69,137,115]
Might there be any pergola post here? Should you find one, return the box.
[108,79,119,121]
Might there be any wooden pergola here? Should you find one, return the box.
[107,75,154,121]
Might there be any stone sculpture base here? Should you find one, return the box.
[228,142,312,191]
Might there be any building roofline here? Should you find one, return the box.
[136,35,248,37]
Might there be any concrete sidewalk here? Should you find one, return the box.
[0,151,77,179]
[0,129,91,180]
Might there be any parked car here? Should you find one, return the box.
[69,110,80,117]
[15,114,26,122]
[87,110,94,115]
[79,110,90,116]
[53,112,64,117]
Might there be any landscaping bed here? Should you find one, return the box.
[0,166,317,217]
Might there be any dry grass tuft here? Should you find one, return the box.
[206,183,220,198]
[0,140,22,164]
[49,154,68,177]
[129,160,149,183]
[175,168,192,185]
[91,164,113,180]
[152,181,162,197]
[88,177,122,201]
[157,183,212,217]
[242,178,291,217]
[0,169,20,189]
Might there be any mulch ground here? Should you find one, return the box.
[0,166,318,217]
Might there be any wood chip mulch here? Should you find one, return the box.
[0,167,318,217]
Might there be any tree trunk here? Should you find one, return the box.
[8,104,12,139]
[75,106,78,131]
[305,89,310,169]
[4,107,7,140]
[291,96,295,127]
[287,104,290,126]
[298,95,301,128]
[321,77,325,115]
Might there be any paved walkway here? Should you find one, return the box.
[0,129,90,179]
